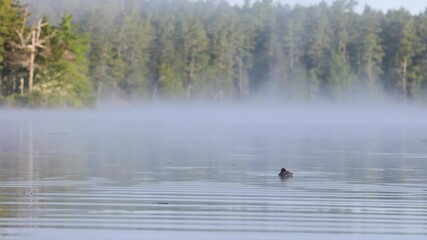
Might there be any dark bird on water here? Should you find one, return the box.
[278,168,293,179]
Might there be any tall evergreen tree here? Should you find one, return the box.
[302,3,331,99]
[382,9,423,100]
[232,6,255,99]
[280,5,308,99]
[179,17,209,99]
[151,17,183,99]
[412,11,427,98]
[355,7,384,95]
[249,0,278,93]
[325,0,357,99]
[86,5,119,97]
[0,0,25,97]
[204,3,238,100]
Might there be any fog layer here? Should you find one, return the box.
[2,104,427,127]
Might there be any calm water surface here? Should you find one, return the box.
[1,108,427,239]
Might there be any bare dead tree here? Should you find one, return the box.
[10,10,57,94]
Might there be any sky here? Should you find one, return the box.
[227,0,427,14]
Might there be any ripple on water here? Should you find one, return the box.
[1,177,427,239]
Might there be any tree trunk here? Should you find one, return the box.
[290,44,294,69]
[12,77,16,94]
[20,78,24,95]
[402,57,408,100]
[186,83,192,100]
[187,54,195,100]
[367,50,374,91]
[152,78,160,100]
[238,59,243,97]
[29,30,36,94]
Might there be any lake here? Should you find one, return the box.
[1,105,427,240]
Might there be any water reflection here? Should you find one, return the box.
[0,111,427,239]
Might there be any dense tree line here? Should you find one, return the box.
[3,0,427,106]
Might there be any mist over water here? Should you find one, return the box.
[1,104,427,239]
[7,102,424,126]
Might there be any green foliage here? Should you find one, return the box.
[0,0,25,94]
[3,0,427,105]
[0,4,94,107]
[329,51,353,99]
[354,7,384,94]
[31,14,94,107]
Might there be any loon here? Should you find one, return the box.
[278,168,293,179]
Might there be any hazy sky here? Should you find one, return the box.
[228,0,427,14]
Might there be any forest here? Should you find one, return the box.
[1,0,427,107]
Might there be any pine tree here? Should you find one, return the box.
[86,6,119,97]
[204,3,237,100]
[412,11,427,98]
[302,3,331,100]
[382,9,423,100]
[278,5,311,99]
[179,17,209,100]
[327,0,357,99]
[356,7,384,95]
[232,7,255,99]
[248,0,277,93]
[151,18,183,99]
[0,0,26,97]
